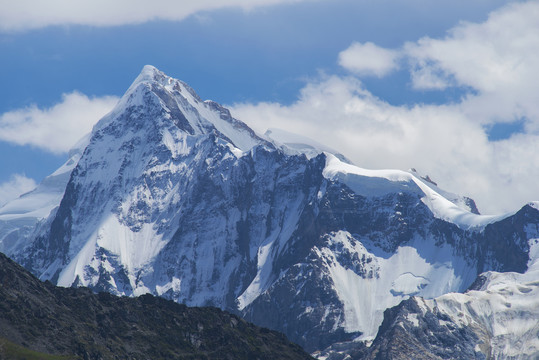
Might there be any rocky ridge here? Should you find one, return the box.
[0,251,313,360]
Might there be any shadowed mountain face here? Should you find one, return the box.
[4,66,539,355]
[0,252,313,360]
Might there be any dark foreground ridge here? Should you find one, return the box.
[0,252,313,360]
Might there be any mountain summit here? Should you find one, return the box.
[6,66,539,355]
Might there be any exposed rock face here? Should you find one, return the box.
[362,297,486,360]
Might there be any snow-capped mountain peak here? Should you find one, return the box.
[96,65,267,153]
[10,66,539,356]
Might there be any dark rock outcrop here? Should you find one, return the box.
[0,252,313,360]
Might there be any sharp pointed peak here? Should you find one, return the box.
[131,65,169,85]
[91,65,268,152]
[128,65,204,104]
[142,64,159,73]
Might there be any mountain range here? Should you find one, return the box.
[1,66,538,358]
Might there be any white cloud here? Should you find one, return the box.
[0,174,37,207]
[406,2,539,92]
[0,92,118,154]
[338,42,400,77]
[408,61,453,90]
[0,0,313,32]
[232,1,539,215]
[404,1,539,126]
[338,2,539,126]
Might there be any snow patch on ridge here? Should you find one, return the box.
[411,176,510,230]
[323,153,511,230]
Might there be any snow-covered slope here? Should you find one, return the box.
[12,66,539,354]
[0,137,86,254]
[351,218,539,360]
[324,154,508,231]
[433,255,539,358]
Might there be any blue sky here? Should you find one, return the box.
[1,0,537,214]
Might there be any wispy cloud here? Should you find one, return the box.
[232,1,539,215]
[0,174,37,207]
[0,92,118,153]
[0,0,316,32]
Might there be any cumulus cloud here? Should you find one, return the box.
[337,2,539,127]
[0,92,118,153]
[338,42,400,77]
[0,174,37,207]
[0,0,313,32]
[232,1,539,215]
[405,1,539,126]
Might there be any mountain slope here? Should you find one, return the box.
[0,137,85,255]
[10,66,539,353]
[356,230,539,360]
[0,251,313,360]
[317,205,539,360]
